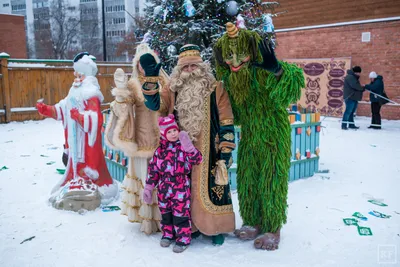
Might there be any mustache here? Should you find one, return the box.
[179,68,204,80]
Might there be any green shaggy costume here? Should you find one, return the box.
[214,27,304,233]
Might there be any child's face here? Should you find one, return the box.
[166,128,179,142]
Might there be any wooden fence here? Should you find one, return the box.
[0,53,132,123]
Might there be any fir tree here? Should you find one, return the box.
[140,0,284,73]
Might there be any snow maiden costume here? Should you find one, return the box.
[214,23,304,250]
[143,115,203,253]
[36,52,118,211]
[104,43,169,234]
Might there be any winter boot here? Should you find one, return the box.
[173,244,188,253]
[341,123,348,130]
[160,238,173,248]
[191,231,201,239]
[212,234,225,246]
[349,125,360,129]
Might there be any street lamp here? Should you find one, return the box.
[101,0,107,61]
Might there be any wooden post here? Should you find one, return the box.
[0,53,11,122]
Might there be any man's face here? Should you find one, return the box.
[354,72,361,77]
[182,64,198,73]
[73,72,86,87]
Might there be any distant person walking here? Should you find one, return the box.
[365,71,384,129]
[342,66,365,130]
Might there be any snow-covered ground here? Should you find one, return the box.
[0,117,399,267]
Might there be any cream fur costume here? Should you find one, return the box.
[104,44,169,234]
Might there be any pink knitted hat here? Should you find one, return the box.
[158,114,179,139]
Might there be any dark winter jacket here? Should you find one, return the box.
[365,75,384,103]
[343,69,364,101]
[146,139,203,188]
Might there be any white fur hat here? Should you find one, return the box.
[369,71,377,79]
[73,53,98,77]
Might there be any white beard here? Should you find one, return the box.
[73,81,82,87]
[170,63,215,141]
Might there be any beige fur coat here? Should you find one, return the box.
[104,73,169,159]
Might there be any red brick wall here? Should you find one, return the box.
[0,14,27,58]
[275,20,400,120]
[273,0,400,29]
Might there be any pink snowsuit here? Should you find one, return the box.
[146,138,203,246]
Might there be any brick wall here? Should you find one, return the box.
[275,20,400,120]
[273,0,400,29]
[0,14,27,58]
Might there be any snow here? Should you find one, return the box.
[0,117,399,267]
[0,52,10,57]
[10,107,37,112]
[8,62,57,68]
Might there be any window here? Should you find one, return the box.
[135,7,139,13]
[80,0,96,2]
[112,17,125,24]
[106,5,125,13]
[34,22,50,30]
[106,30,125,37]
[12,4,26,11]
[68,7,76,11]
[3,3,9,7]
[81,8,97,14]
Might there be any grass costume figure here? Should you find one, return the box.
[214,23,305,250]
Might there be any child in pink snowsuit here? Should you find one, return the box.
[143,114,203,253]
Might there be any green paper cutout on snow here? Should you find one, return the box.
[343,218,358,226]
[369,210,391,219]
[46,161,56,165]
[102,206,121,212]
[368,199,388,207]
[0,166,9,171]
[357,226,373,236]
[352,212,368,221]
[56,169,65,175]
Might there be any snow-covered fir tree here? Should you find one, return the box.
[140,0,284,73]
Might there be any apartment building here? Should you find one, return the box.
[1,0,146,60]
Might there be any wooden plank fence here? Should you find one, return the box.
[0,53,132,123]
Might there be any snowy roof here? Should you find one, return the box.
[0,13,25,17]
[8,62,60,68]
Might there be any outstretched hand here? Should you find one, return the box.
[253,39,282,75]
[36,102,47,115]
